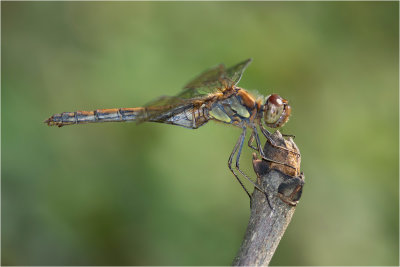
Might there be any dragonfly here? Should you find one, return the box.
[45,59,296,204]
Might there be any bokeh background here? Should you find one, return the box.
[2,2,398,266]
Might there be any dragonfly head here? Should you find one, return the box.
[263,94,291,128]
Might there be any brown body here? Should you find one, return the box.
[45,59,295,207]
[45,87,265,129]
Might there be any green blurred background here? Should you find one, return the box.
[2,2,398,265]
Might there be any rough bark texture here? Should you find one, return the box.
[232,131,304,266]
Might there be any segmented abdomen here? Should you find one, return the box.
[45,108,143,127]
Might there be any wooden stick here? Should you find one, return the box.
[232,131,304,266]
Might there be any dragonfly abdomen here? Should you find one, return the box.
[45,108,143,127]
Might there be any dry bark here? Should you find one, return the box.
[232,130,304,266]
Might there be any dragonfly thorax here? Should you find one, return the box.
[263,94,291,128]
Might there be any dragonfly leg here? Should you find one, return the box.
[235,127,265,192]
[247,131,258,151]
[228,130,252,199]
[235,127,273,208]
[250,126,265,156]
[252,126,297,171]
[259,121,300,158]
[282,133,296,139]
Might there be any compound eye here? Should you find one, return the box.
[264,94,285,126]
[268,94,283,106]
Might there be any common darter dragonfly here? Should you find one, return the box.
[46,59,296,205]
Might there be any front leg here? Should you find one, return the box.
[259,121,300,158]
[234,126,270,207]
[247,131,258,151]
[282,133,296,139]
[251,126,297,171]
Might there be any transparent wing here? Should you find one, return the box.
[183,63,225,90]
[145,95,187,107]
[139,59,253,123]
[179,58,253,99]
[138,95,192,123]
[224,58,253,86]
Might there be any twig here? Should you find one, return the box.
[232,131,305,266]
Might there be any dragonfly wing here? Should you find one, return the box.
[179,58,253,99]
[139,59,253,123]
[176,84,221,99]
[224,58,253,87]
[138,95,191,123]
[183,63,226,90]
[145,95,187,107]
